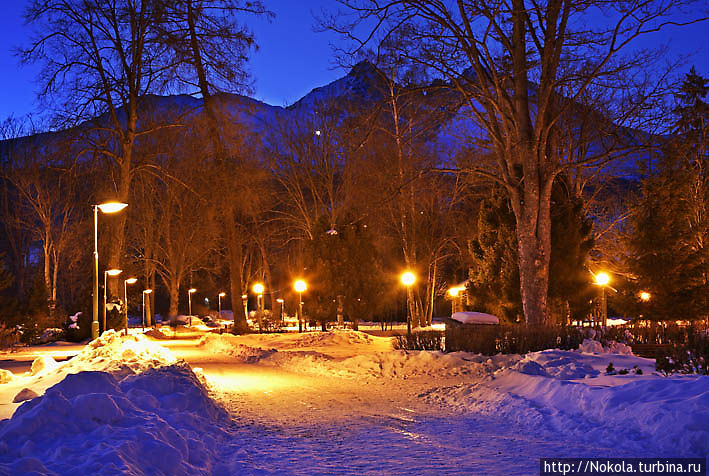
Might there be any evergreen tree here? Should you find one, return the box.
[304,216,387,329]
[468,177,594,324]
[626,69,709,321]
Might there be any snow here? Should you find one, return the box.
[451,311,500,325]
[0,328,707,474]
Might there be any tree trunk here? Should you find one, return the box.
[226,213,249,333]
[168,281,179,318]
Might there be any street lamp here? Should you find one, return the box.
[123,277,137,335]
[401,271,416,335]
[294,280,307,333]
[253,283,265,332]
[448,286,465,314]
[218,292,226,314]
[92,201,127,339]
[640,291,651,302]
[188,288,196,326]
[276,298,284,322]
[142,289,153,331]
[594,272,611,327]
[103,268,122,334]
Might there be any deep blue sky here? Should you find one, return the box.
[0,1,706,120]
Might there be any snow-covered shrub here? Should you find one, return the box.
[656,339,709,376]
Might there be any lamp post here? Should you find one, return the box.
[594,272,610,327]
[188,288,196,326]
[241,294,248,323]
[103,268,122,334]
[123,277,137,335]
[218,292,226,315]
[92,201,127,339]
[401,271,416,336]
[253,283,264,332]
[294,280,307,333]
[448,286,464,314]
[142,289,152,332]
[276,298,284,323]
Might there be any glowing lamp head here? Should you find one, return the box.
[595,272,610,286]
[219,292,226,297]
[125,277,138,284]
[294,280,307,293]
[276,298,284,303]
[143,289,153,294]
[448,287,460,297]
[253,283,264,295]
[401,271,416,287]
[640,291,651,302]
[188,288,197,294]
[106,269,122,277]
[97,201,128,214]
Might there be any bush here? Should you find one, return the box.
[655,333,709,375]
[394,330,444,351]
[445,324,585,354]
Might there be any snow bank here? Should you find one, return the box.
[578,338,633,355]
[197,331,520,380]
[0,364,233,475]
[421,349,709,457]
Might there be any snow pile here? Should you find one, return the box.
[578,338,633,355]
[0,364,234,475]
[451,312,499,325]
[197,332,519,380]
[421,349,709,457]
[29,356,59,376]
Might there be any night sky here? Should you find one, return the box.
[0,0,706,120]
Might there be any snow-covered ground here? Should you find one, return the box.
[0,329,707,475]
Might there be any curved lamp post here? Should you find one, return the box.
[218,292,226,314]
[294,280,307,333]
[103,268,122,334]
[92,201,127,339]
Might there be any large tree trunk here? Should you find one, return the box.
[512,174,554,326]
[168,279,180,318]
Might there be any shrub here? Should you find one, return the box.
[394,330,444,351]
[655,333,709,375]
[444,324,585,354]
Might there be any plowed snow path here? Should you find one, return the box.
[194,362,629,475]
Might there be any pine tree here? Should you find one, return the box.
[468,177,594,324]
[627,68,709,321]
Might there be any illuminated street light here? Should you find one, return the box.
[594,272,611,327]
[142,289,153,331]
[276,298,284,322]
[92,201,127,339]
[640,291,651,302]
[448,286,465,314]
[188,288,196,326]
[123,277,137,335]
[401,271,416,335]
[103,269,122,334]
[294,280,307,333]
[218,292,226,314]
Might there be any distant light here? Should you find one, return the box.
[294,280,307,293]
[219,292,226,297]
[188,288,197,293]
[97,202,128,214]
[276,298,284,303]
[448,287,460,297]
[640,291,651,302]
[241,294,248,299]
[253,283,264,295]
[143,289,153,294]
[125,277,138,284]
[326,228,338,235]
[594,272,610,286]
[315,130,321,136]
[106,269,122,277]
[401,271,416,286]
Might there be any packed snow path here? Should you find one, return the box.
[1,329,707,475]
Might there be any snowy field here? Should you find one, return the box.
[0,328,707,475]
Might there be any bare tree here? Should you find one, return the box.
[327,0,707,324]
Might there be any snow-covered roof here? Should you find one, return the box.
[451,312,499,325]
